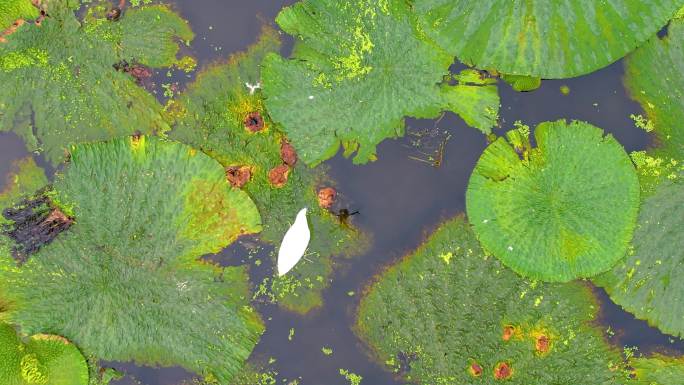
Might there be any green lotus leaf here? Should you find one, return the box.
[624,18,684,192]
[356,216,625,384]
[169,28,367,313]
[0,136,264,383]
[262,0,499,166]
[501,74,541,92]
[413,0,681,78]
[594,180,684,337]
[466,120,640,282]
[0,323,88,385]
[0,0,38,30]
[0,1,192,165]
[629,356,684,384]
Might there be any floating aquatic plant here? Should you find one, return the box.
[0,0,193,165]
[0,322,89,385]
[261,0,499,166]
[594,180,684,338]
[0,136,264,383]
[169,28,367,313]
[466,120,640,282]
[413,0,682,78]
[356,216,625,384]
[624,17,684,193]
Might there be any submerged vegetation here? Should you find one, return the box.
[0,0,683,384]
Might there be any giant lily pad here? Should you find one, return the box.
[0,323,89,385]
[169,28,367,313]
[413,0,681,78]
[466,120,640,282]
[262,0,499,166]
[0,1,193,164]
[356,216,625,384]
[624,17,684,192]
[0,0,38,31]
[594,180,684,338]
[0,136,264,383]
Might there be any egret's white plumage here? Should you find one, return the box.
[277,208,310,276]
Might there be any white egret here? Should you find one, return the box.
[277,208,310,276]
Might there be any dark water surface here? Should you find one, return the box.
[1,1,683,384]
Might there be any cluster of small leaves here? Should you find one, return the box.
[262,0,500,166]
[466,120,640,281]
[413,0,682,78]
[0,322,89,385]
[0,137,264,384]
[0,0,193,165]
[356,216,625,384]
[169,28,367,313]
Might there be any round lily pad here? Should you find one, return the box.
[0,136,264,383]
[594,180,684,338]
[466,120,640,281]
[413,0,681,78]
[356,216,624,384]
